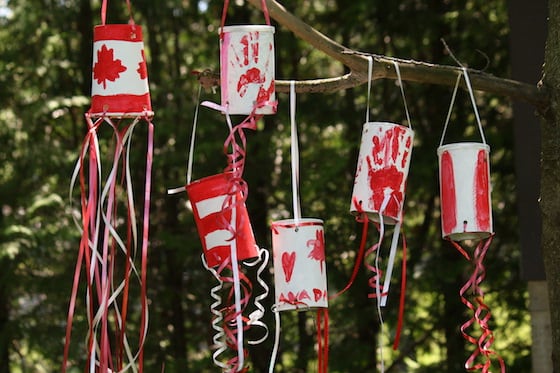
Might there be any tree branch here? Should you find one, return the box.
[246,0,549,110]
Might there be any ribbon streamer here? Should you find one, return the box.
[453,236,505,373]
[64,111,153,373]
[245,248,271,345]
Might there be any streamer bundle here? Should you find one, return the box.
[438,69,505,373]
[168,82,270,371]
[269,82,329,373]
[331,59,411,371]
[63,1,154,372]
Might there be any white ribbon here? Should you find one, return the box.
[289,81,302,223]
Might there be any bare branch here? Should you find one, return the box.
[246,0,549,110]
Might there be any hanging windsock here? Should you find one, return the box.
[333,58,411,371]
[438,68,505,373]
[63,1,154,372]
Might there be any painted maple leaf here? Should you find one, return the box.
[137,49,148,80]
[93,44,127,89]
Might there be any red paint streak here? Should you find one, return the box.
[251,32,259,63]
[237,67,265,97]
[240,32,260,66]
[402,136,412,168]
[240,34,250,66]
[256,80,274,105]
[307,229,325,273]
[137,49,148,80]
[474,149,491,231]
[367,159,403,218]
[440,151,457,234]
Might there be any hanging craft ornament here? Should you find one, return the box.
[63,1,154,372]
[335,58,411,370]
[269,82,329,373]
[168,81,269,372]
[219,0,276,115]
[438,68,505,373]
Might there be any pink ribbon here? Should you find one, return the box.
[453,236,506,372]
[63,112,153,373]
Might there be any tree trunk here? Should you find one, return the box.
[540,1,560,370]
[0,257,11,373]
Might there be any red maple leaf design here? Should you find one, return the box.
[137,49,148,80]
[307,229,326,272]
[93,44,127,89]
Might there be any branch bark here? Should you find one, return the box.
[247,0,549,111]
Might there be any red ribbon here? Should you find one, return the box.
[453,236,506,372]
[221,0,271,32]
[317,308,329,373]
[392,232,407,351]
[63,113,153,373]
[329,197,370,299]
[210,257,254,372]
[101,0,133,26]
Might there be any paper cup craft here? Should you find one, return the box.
[90,24,152,117]
[220,25,276,115]
[186,172,259,268]
[350,122,414,224]
[272,219,328,312]
[438,142,493,241]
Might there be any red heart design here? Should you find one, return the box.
[313,288,323,302]
[282,251,296,283]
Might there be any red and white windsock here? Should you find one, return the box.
[90,24,152,117]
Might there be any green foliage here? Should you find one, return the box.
[0,0,530,372]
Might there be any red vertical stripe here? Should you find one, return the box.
[440,150,457,234]
[474,149,491,231]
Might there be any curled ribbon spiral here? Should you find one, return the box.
[452,236,505,373]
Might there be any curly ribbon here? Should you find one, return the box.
[203,254,230,371]
[268,308,281,373]
[451,236,505,372]
[223,267,253,372]
[244,247,270,345]
[64,111,153,373]
[201,100,276,179]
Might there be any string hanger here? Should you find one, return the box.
[439,67,486,147]
[221,0,271,29]
[100,0,134,25]
[364,56,412,129]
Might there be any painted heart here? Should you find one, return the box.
[282,251,296,283]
